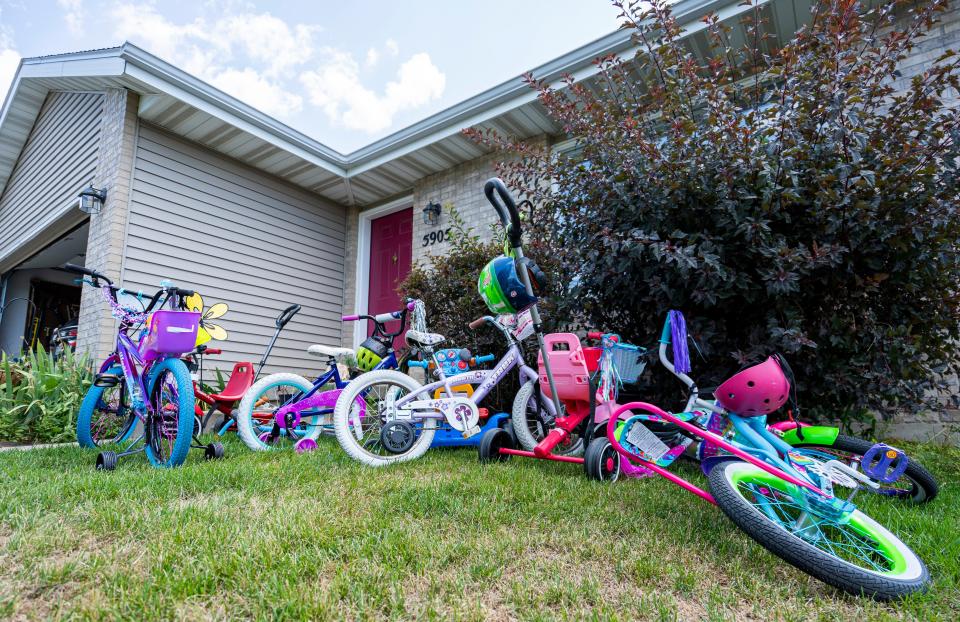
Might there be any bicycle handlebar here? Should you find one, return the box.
[341,299,418,340]
[484,178,522,249]
[63,262,112,286]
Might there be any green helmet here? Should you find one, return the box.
[355,337,388,372]
[478,255,541,315]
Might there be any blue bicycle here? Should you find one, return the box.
[234,300,417,452]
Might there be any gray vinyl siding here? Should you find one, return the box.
[123,124,348,379]
[0,91,103,270]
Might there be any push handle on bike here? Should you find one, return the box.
[484,178,522,249]
[63,262,113,286]
[276,304,301,329]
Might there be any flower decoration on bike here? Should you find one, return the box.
[183,292,229,345]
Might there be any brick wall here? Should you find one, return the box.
[75,89,139,362]
[411,136,549,266]
[411,152,502,266]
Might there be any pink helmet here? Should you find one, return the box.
[715,356,790,416]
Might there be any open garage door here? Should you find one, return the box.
[0,223,87,356]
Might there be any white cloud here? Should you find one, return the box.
[109,2,307,117]
[0,20,20,104]
[106,3,444,135]
[0,47,20,103]
[57,0,85,35]
[301,50,445,133]
[210,68,303,117]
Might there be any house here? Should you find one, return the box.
[0,0,954,395]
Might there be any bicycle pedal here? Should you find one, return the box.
[94,373,121,388]
[862,443,909,483]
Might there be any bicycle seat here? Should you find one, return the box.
[308,344,355,360]
[405,329,445,348]
[209,362,254,401]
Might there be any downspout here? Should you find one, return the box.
[0,271,9,330]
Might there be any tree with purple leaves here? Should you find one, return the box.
[467,0,960,428]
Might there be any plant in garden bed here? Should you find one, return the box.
[0,347,92,444]
[467,0,960,427]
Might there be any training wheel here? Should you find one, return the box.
[862,443,908,483]
[479,428,513,463]
[294,438,318,454]
[96,451,118,471]
[204,442,225,460]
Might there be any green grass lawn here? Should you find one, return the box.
[1,437,958,621]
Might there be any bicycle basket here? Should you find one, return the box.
[139,310,201,361]
[610,342,647,384]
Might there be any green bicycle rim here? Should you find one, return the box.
[726,464,914,578]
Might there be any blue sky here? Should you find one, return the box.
[0,1,621,152]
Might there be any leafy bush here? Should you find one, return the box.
[467,0,960,425]
[0,348,92,444]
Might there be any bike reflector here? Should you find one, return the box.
[861,443,909,483]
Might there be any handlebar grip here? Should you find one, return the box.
[406,299,417,311]
[64,262,112,285]
[408,360,429,369]
[468,317,486,330]
[474,354,496,364]
[341,314,360,322]
[205,348,222,355]
[484,178,522,249]
[176,288,195,298]
[587,331,604,340]
[277,304,301,328]
[659,316,672,344]
[374,311,402,323]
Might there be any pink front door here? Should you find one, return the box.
[367,208,413,347]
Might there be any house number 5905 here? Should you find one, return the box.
[422,228,451,247]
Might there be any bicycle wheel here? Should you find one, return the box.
[708,460,929,600]
[236,373,322,451]
[789,434,938,503]
[144,358,195,468]
[511,380,583,456]
[76,365,136,448]
[332,370,435,467]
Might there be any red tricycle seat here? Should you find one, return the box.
[210,362,255,402]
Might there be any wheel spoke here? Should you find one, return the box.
[739,481,895,573]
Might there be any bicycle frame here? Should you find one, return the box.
[254,351,400,435]
[399,343,542,418]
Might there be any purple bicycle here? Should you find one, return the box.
[68,263,220,470]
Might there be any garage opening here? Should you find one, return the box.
[0,223,88,357]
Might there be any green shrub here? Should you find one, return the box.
[468,0,960,427]
[0,347,92,444]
